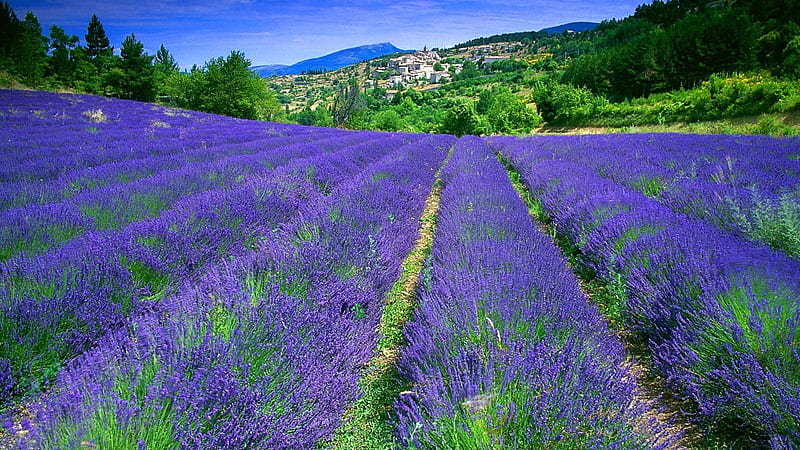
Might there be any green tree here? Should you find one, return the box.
[440,98,485,136]
[454,60,481,81]
[290,107,333,127]
[780,34,800,79]
[478,87,541,134]
[153,44,178,73]
[152,44,179,99]
[107,33,155,101]
[12,12,49,86]
[48,25,79,85]
[81,14,114,94]
[533,82,599,124]
[84,14,112,61]
[170,51,284,121]
[0,2,21,71]
[332,78,366,127]
[370,109,404,131]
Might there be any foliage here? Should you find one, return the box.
[107,34,155,102]
[289,107,333,127]
[15,12,49,86]
[453,60,481,81]
[169,51,284,121]
[84,14,112,61]
[331,78,366,127]
[440,98,486,136]
[477,86,541,134]
[47,25,79,84]
[533,81,603,124]
[535,74,800,127]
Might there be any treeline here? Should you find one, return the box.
[455,30,548,49]
[0,2,282,121]
[1,4,175,102]
[528,0,800,128]
[558,0,800,98]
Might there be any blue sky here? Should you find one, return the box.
[10,1,645,69]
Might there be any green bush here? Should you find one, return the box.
[547,74,800,128]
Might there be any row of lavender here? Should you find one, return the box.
[0,90,416,406]
[494,136,800,446]
[0,133,385,261]
[392,138,672,447]
[0,131,425,408]
[1,90,379,259]
[0,89,325,184]
[12,134,453,447]
[523,134,800,257]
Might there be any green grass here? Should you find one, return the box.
[0,223,86,261]
[39,354,179,449]
[120,256,171,304]
[631,175,667,198]
[327,146,454,450]
[242,269,310,305]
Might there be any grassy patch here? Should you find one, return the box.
[327,146,453,449]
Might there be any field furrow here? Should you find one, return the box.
[392,137,674,447]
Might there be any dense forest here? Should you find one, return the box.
[1,0,799,134]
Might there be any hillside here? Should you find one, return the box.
[268,1,799,136]
[540,21,599,34]
[1,0,797,137]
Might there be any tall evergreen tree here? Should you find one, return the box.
[153,44,178,73]
[153,44,179,99]
[81,14,114,94]
[0,2,20,63]
[332,78,365,127]
[108,33,155,101]
[14,12,49,85]
[84,14,112,61]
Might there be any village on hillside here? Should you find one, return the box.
[267,41,533,114]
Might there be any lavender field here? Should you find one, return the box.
[1,89,798,448]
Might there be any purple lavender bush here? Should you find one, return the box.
[494,133,800,258]
[0,128,419,407]
[393,137,672,448]
[9,132,453,448]
[497,136,800,447]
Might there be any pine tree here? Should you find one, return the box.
[108,33,155,101]
[82,14,114,94]
[153,44,178,73]
[0,2,20,63]
[84,14,111,60]
[14,12,49,85]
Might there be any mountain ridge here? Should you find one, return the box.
[251,42,411,77]
[540,21,599,34]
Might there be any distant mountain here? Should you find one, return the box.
[252,42,411,77]
[540,22,599,34]
[249,64,290,76]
